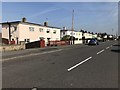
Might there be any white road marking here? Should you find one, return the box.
[32,88,37,90]
[106,47,110,49]
[97,49,104,55]
[67,56,92,72]
[2,49,62,61]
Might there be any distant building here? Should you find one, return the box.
[60,28,83,44]
[83,32,93,39]
[1,18,61,46]
[92,34,98,39]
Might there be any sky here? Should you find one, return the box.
[2,2,118,35]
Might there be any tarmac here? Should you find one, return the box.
[1,44,85,60]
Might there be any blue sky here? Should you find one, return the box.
[2,2,118,35]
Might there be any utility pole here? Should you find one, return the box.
[116,31,118,38]
[46,18,48,22]
[112,28,114,39]
[112,28,114,35]
[71,9,74,45]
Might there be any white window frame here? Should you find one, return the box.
[29,27,34,31]
[53,30,56,34]
[39,28,44,32]
[46,29,50,33]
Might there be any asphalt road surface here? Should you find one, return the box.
[2,40,119,88]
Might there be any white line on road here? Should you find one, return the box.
[2,49,62,61]
[106,47,110,49]
[97,49,104,55]
[67,56,92,72]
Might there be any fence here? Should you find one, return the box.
[25,40,45,49]
[48,40,70,46]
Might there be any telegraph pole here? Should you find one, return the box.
[71,9,74,45]
[112,28,114,39]
[46,18,48,22]
[112,28,114,35]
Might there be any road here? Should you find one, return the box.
[2,40,119,88]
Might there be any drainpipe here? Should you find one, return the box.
[7,22,11,44]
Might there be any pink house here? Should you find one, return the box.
[2,18,61,46]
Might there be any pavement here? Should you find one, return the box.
[2,40,119,88]
[2,44,86,61]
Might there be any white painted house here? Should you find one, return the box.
[83,32,93,39]
[61,27,100,44]
[2,18,61,46]
[60,29,83,44]
[92,34,98,38]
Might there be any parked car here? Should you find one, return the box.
[88,39,99,45]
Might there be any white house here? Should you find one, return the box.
[60,28,83,44]
[92,34,98,38]
[2,18,61,46]
[83,32,93,39]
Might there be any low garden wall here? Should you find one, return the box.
[0,44,25,51]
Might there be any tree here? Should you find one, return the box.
[61,35,70,41]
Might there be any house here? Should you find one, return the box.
[0,33,2,45]
[83,32,93,39]
[1,18,61,46]
[60,27,83,44]
[92,33,98,39]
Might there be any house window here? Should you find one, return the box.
[71,33,75,35]
[27,39,30,42]
[47,38,50,41]
[75,38,78,40]
[46,29,50,33]
[24,39,30,43]
[39,28,43,32]
[47,31,50,33]
[53,30,56,34]
[24,39,26,42]
[39,37,44,40]
[29,27,34,31]
[63,32,65,35]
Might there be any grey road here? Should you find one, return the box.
[2,40,119,88]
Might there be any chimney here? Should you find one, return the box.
[44,22,48,26]
[22,17,26,22]
[63,27,66,30]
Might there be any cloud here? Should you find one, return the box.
[28,7,61,18]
